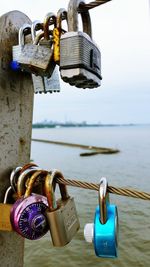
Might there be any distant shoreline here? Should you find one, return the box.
[32,123,149,129]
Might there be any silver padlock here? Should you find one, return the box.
[17,15,55,77]
[60,0,102,89]
[32,66,60,94]
[12,24,31,69]
[44,170,80,247]
[38,12,56,78]
[43,66,60,93]
[31,20,60,94]
[31,20,46,94]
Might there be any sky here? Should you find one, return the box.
[0,0,150,124]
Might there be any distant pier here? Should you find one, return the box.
[32,138,120,156]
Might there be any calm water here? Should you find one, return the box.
[24,126,150,267]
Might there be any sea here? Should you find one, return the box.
[24,125,150,267]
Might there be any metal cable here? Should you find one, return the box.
[78,0,112,12]
[56,177,150,201]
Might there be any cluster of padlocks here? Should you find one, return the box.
[10,0,102,93]
[0,163,118,258]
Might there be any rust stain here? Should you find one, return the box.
[19,137,26,146]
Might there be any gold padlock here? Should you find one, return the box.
[0,187,14,231]
[44,169,80,247]
[0,204,13,232]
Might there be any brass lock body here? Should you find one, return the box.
[44,170,80,246]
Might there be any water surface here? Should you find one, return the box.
[24,126,150,267]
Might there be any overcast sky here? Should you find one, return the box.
[1,0,150,124]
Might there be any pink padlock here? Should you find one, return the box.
[10,170,49,240]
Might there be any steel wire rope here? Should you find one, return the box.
[56,176,150,201]
[14,164,150,201]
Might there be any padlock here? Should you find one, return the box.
[44,169,80,246]
[60,0,102,89]
[33,12,56,77]
[0,163,39,232]
[10,170,49,240]
[14,14,56,77]
[31,20,60,94]
[0,186,15,231]
[84,177,118,258]
[42,65,60,93]
[11,24,31,71]
[31,20,45,94]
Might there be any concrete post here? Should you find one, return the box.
[0,11,33,267]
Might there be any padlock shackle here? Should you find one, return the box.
[20,163,38,173]
[44,170,70,211]
[53,8,68,64]
[44,172,57,211]
[99,177,109,224]
[31,20,43,42]
[24,170,48,198]
[43,12,57,40]
[10,166,22,193]
[18,23,31,45]
[17,166,41,197]
[33,32,44,45]
[33,30,54,45]
[68,0,92,38]
[57,8,68,29]
[3,186,14,204]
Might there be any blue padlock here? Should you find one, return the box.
[84,177,118,258]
